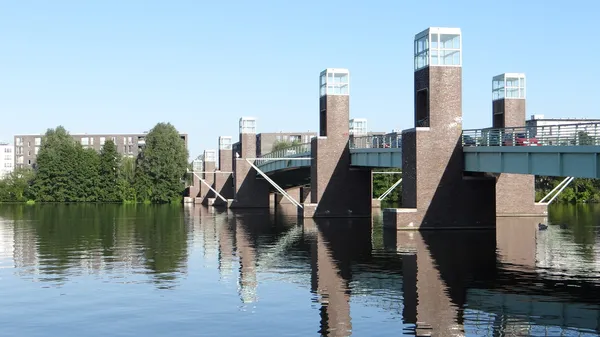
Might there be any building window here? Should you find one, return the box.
[81,137,89,146]
[100,137,105,145]
[414,35,429,70]
[27,159,31,165]
[35,137,41,146]
[90,137,94,145]
[35,147,39,155]
[16,138,22,146]
[27,141,30,147]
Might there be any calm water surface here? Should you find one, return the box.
[0,204,599,336]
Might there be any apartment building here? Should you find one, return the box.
[14,133,188,169]
[0,142,14,179]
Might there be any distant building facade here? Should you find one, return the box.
[526,115,600,141]
[14,133,188,169]
[0,142,14,179]
[256,132,316,157]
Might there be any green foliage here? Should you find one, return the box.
[98,139,121,202]
[271,139,302,152]
[578,131,594,145]
[372,169,402,205]
[118,156,137,203]
[134,123,189,204]
[0,168,35,202]
[1,123,188,204]
[536,176,600,203]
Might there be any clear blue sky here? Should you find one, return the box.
[1,0,598,159]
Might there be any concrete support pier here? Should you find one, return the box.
[384,27,496,230]
[230,117,270,208]
[302,68,372,218]
[491,73,547,216]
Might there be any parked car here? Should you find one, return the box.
[503,133,539,146]
[462,135,476,146]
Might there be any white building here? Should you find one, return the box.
[0,142,14,179]
[349,118,368,136]
[526,115,600,144]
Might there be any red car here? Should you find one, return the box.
[503,133,539,146]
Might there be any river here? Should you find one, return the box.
[0,204,598,336]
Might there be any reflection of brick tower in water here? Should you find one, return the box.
[492,73,546,216]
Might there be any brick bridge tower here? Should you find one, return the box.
[384,27,496,229]
[207,136,234,206]
[492,73,547,216]
[200,149,216,205]
[302,68,372,218]
[230,117,270,208]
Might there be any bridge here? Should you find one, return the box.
[186,26,600,230]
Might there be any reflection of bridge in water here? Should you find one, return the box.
[186,205,600,336]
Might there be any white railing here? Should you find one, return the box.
[350,135,402,149]
[462,122,600,147]
[257,142,312,163]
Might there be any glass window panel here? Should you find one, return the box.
[339,84,349,95]
[439,34,460,50]
[320,85,326,96]
[320,73,326,86]
[452,52,460,65]
[430,34,438,49]
[441,50,459,65]
[453,35,460,49]
[431,50,439,65]
[334,73,348,84]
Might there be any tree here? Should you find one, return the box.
[0,168,35,202]
[98,139,121,202]
[118,156,137,202]
[32,126,101,202]
[271,139,302,152]
[33,126,80,202]
[134,123,189,203]
[372,169,402,204]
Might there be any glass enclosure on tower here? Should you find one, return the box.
[204,150,216,162]
[319,68,350,96]
[239,117,257,134]
[414,27,462,71]
[219,136,232,150]
[192,156,203,172]
[492,73,526,100]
